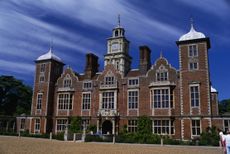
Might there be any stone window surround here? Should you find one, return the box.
[128,77,139,87]
[57,93,73,110]
[152,119,174,135]
[99,90,117,111]
[156,65,169,82]
[82,92,91,110]
[127,120,137,133]
[34,118,40,134]
[188,44,199,58]
[127,89,139,109]
[189,84,200,108]
[191,119,201,136]
[151,87,170,109]
[36,93,43,110]
[63,74,72,88]
[56,119,68,133]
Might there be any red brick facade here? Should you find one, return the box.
[24,24,228,140]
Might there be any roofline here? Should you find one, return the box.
[176,37,210,49]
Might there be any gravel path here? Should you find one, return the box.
[0,136,223,154]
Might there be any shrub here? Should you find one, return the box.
[85,135,103,142]
[87,125,97,134]
[53,132,64,141]
[137,116,152,135]
[69,117,82,133]
[199,127,219,146]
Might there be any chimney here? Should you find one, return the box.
[84,53,99,78]
[139,46,151,74]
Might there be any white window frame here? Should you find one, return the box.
[189,62,199,71]
[128,78,139,87]
[63,74,72,88]
[102,91,115,109]
[40,63,46,72]
[128,120,137,133]
[151,87,170,109]
[127,89,139,109]
[224,119,230,133]
[34,119,40,134]
[57,93,73,110]
[36,93,43,110]
[156,71,168,82]
[104,76,115,85]
[189,84,200,108]
[191,119,201,136]
[188,44,198,57]
[152,119,174,135]
[39,75,45,83]
[56,119,68,133]
[82,92,91,110]
[20,119,26,130]
[83,81,92,90]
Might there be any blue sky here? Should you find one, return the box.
[0,0,229,100]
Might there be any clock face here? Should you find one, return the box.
[111,43,120,52]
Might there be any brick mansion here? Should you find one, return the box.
[17,19,229,140]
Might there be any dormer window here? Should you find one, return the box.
[156,72,168,81]
[105,76,115,85]
[83,81,92,90]
[128,78,139,87]
[156,65,168,82]
[63,75,72,88]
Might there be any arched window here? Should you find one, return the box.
[115,30,118,37]
[63,74,72,88]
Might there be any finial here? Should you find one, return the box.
[118,14,120,27]
[160,50,163,58]
[190,17,195,31]
[49,39,53,53]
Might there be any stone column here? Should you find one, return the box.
[112,119,115,135]
[97,119,100,133]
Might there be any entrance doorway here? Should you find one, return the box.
[102,120,112,134]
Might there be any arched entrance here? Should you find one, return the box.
[102,120,112,134]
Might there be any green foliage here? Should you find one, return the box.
[85,135,103,142]
[199,127,219,146]
[116,133,161,144]
[219,99,230,114]
[69,117,82,133]
[0,75,32,116]
[137,116,152,135]
[87,125,97,133]
[53,132,64,140]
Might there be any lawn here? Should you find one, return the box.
[0,136,222,154]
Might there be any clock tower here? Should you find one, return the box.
[104,15,131,76]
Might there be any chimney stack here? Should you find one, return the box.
[139,46,151,74]
[84,53,99,78]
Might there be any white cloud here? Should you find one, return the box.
[178,0,230,18]
[0,59,35,74]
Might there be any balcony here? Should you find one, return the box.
[97,109,119,117]
[100,80,118,90]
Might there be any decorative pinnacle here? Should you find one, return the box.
[118,14,120,27]
[160,50,163,58]
[49,39,53,53]
[190,17,194,31]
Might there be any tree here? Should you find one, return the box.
[69,116,82,133]
[137,116,152,135]
[219,99,230,114]
[0,75,32,115]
